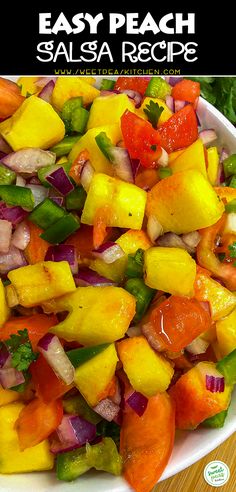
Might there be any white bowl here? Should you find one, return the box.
[1,81,236,491]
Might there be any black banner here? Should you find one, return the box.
[0,6,234,75]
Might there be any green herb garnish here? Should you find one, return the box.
[144,101,164,129]
[5,329,37,372]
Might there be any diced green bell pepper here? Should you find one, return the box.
[125,278,155,322]
[126,248,144,279]
[145,77,171,99]
[40,213,80,244]
[56,447,89,481]
[223,154,236,177]
[159,167,173,179]
[229,175,236,188]
[100,79,116,90]
[0,185,34,210]
[50,135,82,157]
[0,163,16,185]
[202,409,228,428]
[63,394,101,424]
[71,107,89,134]
[96,420,120,447]
[66,343,110,368]
[29,198,66,229]
[216,348,236,385]
[95,132,114,161]
[225,199,236,214]
[65,186,87,211]
[61,97,83,122]
[86,438,122,476]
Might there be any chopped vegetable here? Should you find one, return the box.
[202,409,228,428]
[0,185,34,210]
[0,163,16,185]
[65,186,86,211]
[124,278,155,322]
[50,135,81,157]
[145,77,171,99]
[29,198,66,229]
[216,349,236,385]
[40,213,80,244]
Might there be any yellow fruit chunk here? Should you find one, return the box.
[194,272,236,321]
[52,76,100,111]
[216,307,236,356]
[87,94,135,129]
[8,261,76,308]
[207,147,219,185]
[90,229,151,283]
[168,149,185,164]
[0,387,20,407]
[0,402,53,473]
[81,173,147,230]
[170,139,207,177]
[74,344,118,406]
[0,96,65,151]
[144,247,196,296]
[17,77,39,96]
[0,279,10,327]
[147,170,224,234]
[136,97,173,127]
[69,124,122,174]
[43,286,135,345]
[117,336,174,397]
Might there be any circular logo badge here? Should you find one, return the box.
[204,461,230,487]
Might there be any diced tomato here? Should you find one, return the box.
[145,296,211,352]
[0,314,57,351]
[171,79,200,104]
[0,77,25,119]
[158,105,198,153]
[65,224,94,261]
[69,149,89,184]
[114,77,149,96]
[24,221,51,264]
[16,397,63,450]
[121,111,162,168]
[30,354,73,403]
[120,392,175,492]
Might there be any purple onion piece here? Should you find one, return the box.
[131,159,140,179]
[0,245,27,274]
[0,136,12,154]
[121,89,142,108]
[165,95,174,112]
[109,147,134,183]
[74,268,117,287]
[0,345,11,369]
[199,129,217,145]
[38,80,55,103]
[1,148,56,174]
[45,244,78,274]
[93,398,120,422]
[126,391,148,417]
[51,415,96,454]
[0,202,28,226]
[46,167,74,196]
[206,375,225,393]
[220,148,229,163]
[0,367,25,389]
[50,196,64,206]
[174,100,189,113]
[92,241,125,264]
[165,76,183,86]
[38,333,75,385]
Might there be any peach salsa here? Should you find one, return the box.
[0,75,235,492]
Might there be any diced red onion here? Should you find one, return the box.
[109,147,134,183]
[16,175,26,187]
[100,89,121,96]
[165,95,174,112]
[186,337,209,355]
[199,129,217,145]
[26,184,49,206]
[0,245,27,274]
[45,245,78,274]
[38,80,55,103]
[142,322,163,351]
[0,345,11,369]
[80,161,94,192]
[181,231,201,253]
[38,333,75,385]
[157,232,189,250]
[216,162,225,185]
[46,167,74,196]
[206,375,225,393]
[0,152,6,161]
[50,414,96,454]
[50,196,64,207]
[165,76,183,86]
[0,219,12,253]
[0,136,12,154]
[28,176,41,185]
[126,391,148,417]
[131,159,140,179]
[220,148,229,162]
[1,148,56,174]
[11,221,30,251]
[174,100,188,112]
[74,268,117,287]
[5,284,19,308]
[93,398,120,422]
[147,215,163,243]
[35,76,56,88]
[121,89,142,108]
[127,325,142,338]
[0,202,28,226]
[0,367,25,389]
[92,241,125,264]
[157,147,169,167]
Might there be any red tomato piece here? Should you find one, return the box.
[30,354,73,403]
[114,77,149,95]
[0,314,57,351]
[144,296,211,352]
[121,111,162,168]
[120,392,175,492]
[171,79,200,104]
[158,105,198,152]
[16,397,63,450]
